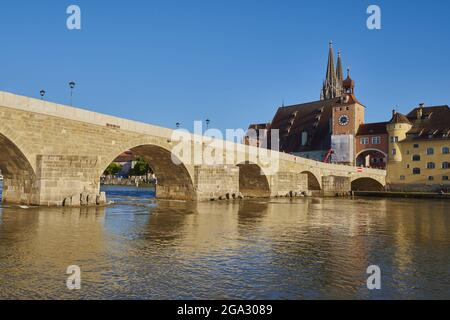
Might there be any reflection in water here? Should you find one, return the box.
[1,184,450,299]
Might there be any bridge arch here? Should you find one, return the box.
[356,149,387,169]
[351,177,385,191]
[237,161,271,198]
[100,139,195,201]
[0,128,38,204]
[301,171,322,190]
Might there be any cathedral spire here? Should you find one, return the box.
[336,50,344,83]
[325,42,336,87]
[321,41,341,100]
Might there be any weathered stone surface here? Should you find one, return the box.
[63,197,72,207]
[96,192,107,205]
[322,176,351,196]
[80,192,89,206]
[87,194,97,206]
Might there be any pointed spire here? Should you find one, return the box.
[336,50,344,83]
[325,41,336,87]
[321,41,341,100]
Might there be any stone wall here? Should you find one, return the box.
[36,155,101,206]
[270,172,308,197]
[194,165,240,200]
[322,176,351,196]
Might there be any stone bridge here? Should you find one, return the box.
[0,91,386,206]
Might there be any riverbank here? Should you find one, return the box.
[354,191,450,200]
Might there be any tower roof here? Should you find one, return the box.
[389,112,412,125]
[343,67,355,88]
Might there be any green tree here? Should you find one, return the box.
[129,157,152,176]
[104,163,122,176]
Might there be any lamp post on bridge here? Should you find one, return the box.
[40,90,46,100]
[176,122,181,129]
[205,119,210,130]
[69,81,76,106]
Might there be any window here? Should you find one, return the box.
[360,138,369,145]
[413,168,421,175]
[390,136,399,143]
[400,175,406,181]
[427,162,435,169]
[301,131,308,146]
[372,136,381,144]
[392,149,397,155]
[443,162,450,169]
[428,176,434,181]
[413,144,419,148]
[443,147,449,154]
[426,148,434,155]
[406,164,410,169]
[406,150,410,155]
[412,155,421,161]
[443,176,449,181]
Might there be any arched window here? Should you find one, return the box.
[443,147,449,154]
[413,168,421,175]
[412,155,421,161]
[443,162,450,169]
[427,162,435,169]
[426,148,434,155]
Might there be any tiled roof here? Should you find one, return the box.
[268,94,362,153]
[356,122,388,136]
[389,112,412,125]
[405,105,450,140]
[248,123,270,130]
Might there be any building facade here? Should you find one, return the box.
[387,105,450,191]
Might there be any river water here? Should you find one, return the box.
[0,183,450,300]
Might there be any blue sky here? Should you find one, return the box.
[1,0,449,132]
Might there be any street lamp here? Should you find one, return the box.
[69,81,76,106]
[176,122,181,129]
[205,119,210,129]
[40,90,46,100]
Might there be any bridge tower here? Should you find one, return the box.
[386,110,412,163]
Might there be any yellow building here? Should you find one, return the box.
[387,104,450,192]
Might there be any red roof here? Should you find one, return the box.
[356,122,388,136]
[268,94,363,153]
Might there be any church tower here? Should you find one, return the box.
[321,42,345,100]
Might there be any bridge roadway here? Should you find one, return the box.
[0,91,386,206]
